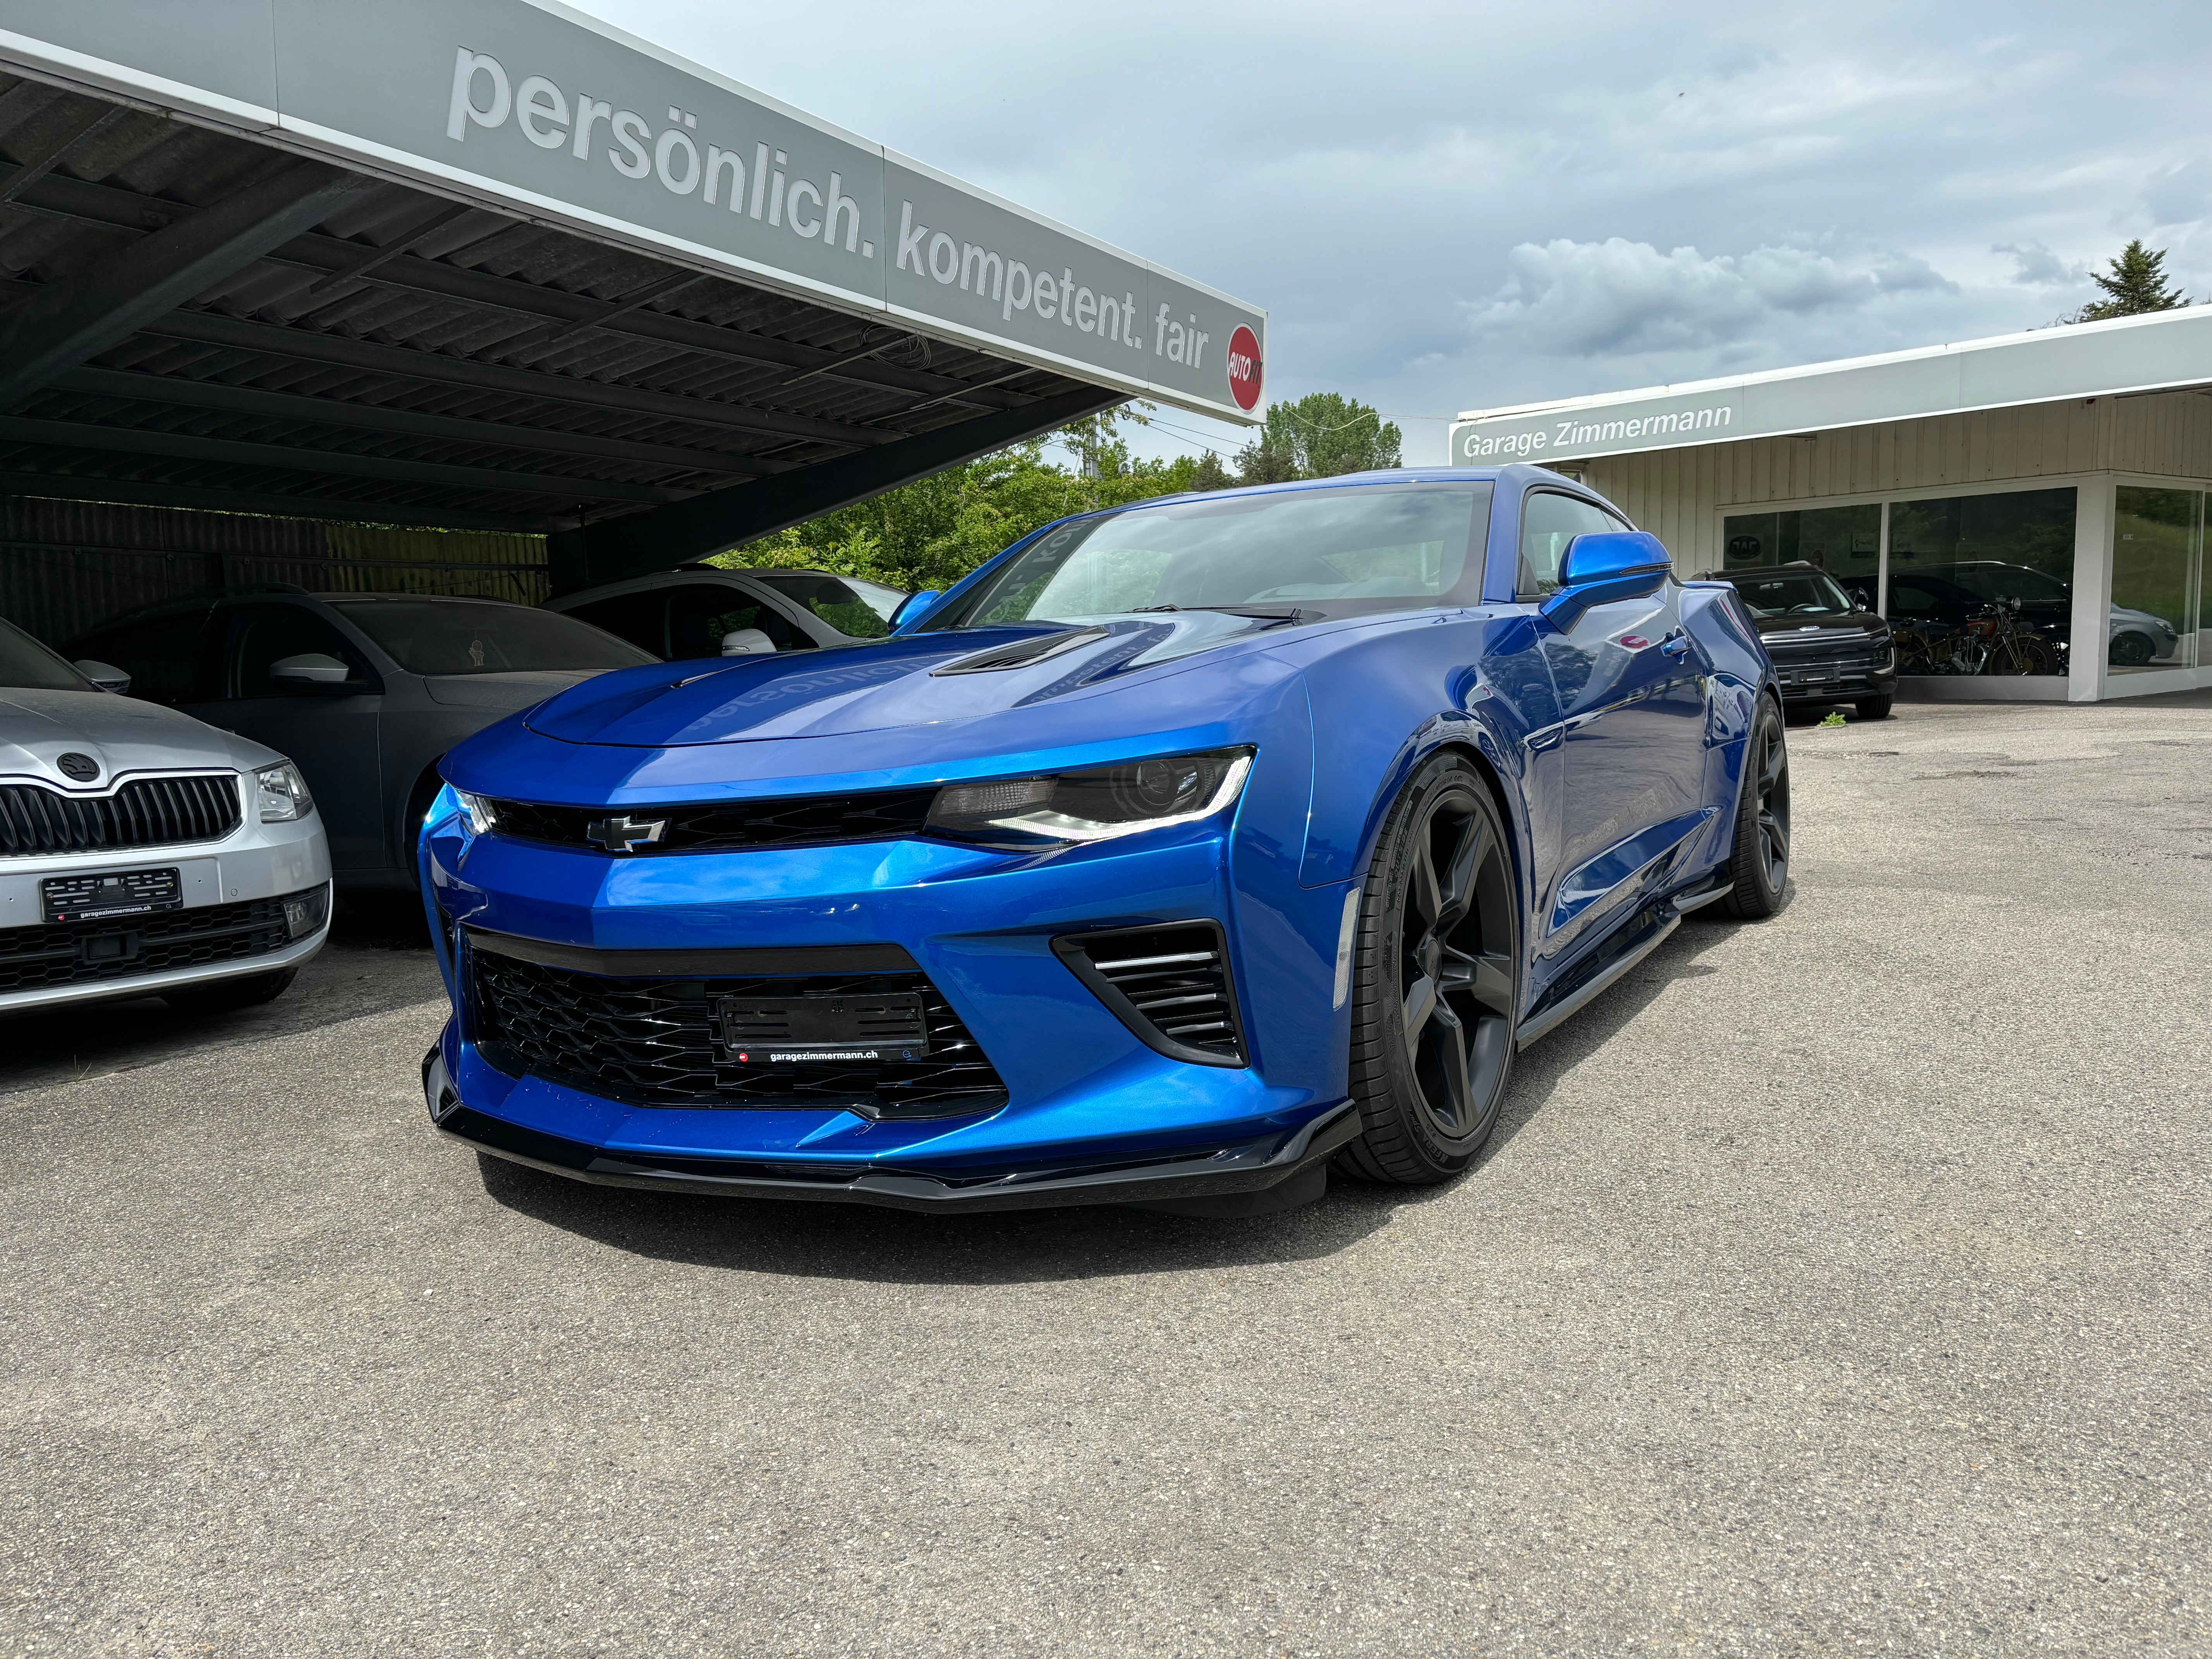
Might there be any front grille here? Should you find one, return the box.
[466,948,1008,1118]
[483,788,938,855]
[0,884,316,994]
[1053,922,1247,1066]
[0,774,240,857]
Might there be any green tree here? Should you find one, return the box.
[2067,239,2190,323]
[1236,392,1401,483]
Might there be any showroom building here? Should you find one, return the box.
[0,0,1264,643]
[1451,306,2212,702]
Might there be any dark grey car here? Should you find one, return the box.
[65,592,653,892]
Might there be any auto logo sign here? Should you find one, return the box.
[1226,325,1263,412]
[584,814,667,853]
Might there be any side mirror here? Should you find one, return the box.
[890,589,941,630]
[1540,531,1673,629]
[73,659,131,694]
[269,653,360,694]
[1559,530,1672,587]
[719,628,776,656]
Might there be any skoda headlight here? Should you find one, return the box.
[254,761,314,822]
[924,747,1253,850]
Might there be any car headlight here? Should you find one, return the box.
[924,747,1254,850]
[455,790,500,836]
[254,761,314,822]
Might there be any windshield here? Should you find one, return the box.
[1725,571,1857,619]
[1940,564,2069,605]
[0,616,92,691]
[328,599,655,676]
[924,483,1493,630]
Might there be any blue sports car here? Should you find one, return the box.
[418,465,1787,1215]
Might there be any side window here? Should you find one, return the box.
[663,584,812,657]
[222,605,374,698]
[67,607,218,705]
[1517,492,1630,599]
[561,591,668,659]
[754,573,894,638]
[1886,581,1936,617]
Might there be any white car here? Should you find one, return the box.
[1,616,331,1016]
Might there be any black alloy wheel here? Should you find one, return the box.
[1338,753,1520,1185]
[2110,632,2155,667]
[1720,698,1790,919]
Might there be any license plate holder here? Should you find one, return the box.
[717,990,931,1064]
[41,866,182,924]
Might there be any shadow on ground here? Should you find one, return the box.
[0,890,441,1096]
[474,911,1752,1286]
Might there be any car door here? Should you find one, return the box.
[181,602,386,870]
[1520,490,1710,931]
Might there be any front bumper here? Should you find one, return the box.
[1774,663,1896,703]
[425,1044,1358,1213]
[419,764,1350,1207]
[0,816,332,1013]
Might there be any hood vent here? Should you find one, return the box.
[1052,921,1247,1067]
[931,628,1109,676]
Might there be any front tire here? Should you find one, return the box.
[1719,699,1790,920]
[1336,754,1520,1186]
[1855,695,1893,720]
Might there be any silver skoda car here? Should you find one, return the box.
[1,616,331,1017]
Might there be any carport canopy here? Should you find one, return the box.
[0,0,1266,593]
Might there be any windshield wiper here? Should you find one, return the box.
[1129,604,1318,627]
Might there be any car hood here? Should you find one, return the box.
[524,614,1287,746]
[1747,608,1886,640]
[0,687,276,785]
[422,669,613,709]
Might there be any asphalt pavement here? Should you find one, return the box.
[2,695,2208,1656]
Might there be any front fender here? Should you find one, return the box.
[1281,613,1556,931]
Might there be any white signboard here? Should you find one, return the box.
[0,0,1267,422]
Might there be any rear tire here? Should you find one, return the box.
[1719,699,1790,920]
[163,967,297,1015]
[1336,754,1520,1186]
[1855,695,1893,720]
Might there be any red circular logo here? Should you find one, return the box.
[1226,324,1263,412]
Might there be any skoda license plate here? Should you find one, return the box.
[42,867,182,924]
[718,990,931,1064]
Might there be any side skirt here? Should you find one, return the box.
[1513,880,1727,1049]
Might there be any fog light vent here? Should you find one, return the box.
[283,883,330,941]
[1052,921,1247,1068]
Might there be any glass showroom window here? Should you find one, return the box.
[2110,487,2202,672]
[1719,504,1881,607]
[1885,488,2075,678]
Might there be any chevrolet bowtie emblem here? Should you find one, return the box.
[584,814,666,853]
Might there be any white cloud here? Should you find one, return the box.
[1994,242,2084,289]
[1464,238,1956,358]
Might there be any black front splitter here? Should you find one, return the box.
[425,1047,1360,1216]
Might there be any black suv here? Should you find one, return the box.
[1696,562,1897,719]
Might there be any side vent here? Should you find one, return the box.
[1052,921,1247,1068]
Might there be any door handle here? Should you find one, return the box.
[1660,630,1692,658]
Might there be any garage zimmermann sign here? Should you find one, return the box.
[1452,392,1740,464]
[0,0,1266,423]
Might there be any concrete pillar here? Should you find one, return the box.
[2067,476,2113,703]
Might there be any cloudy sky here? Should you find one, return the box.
[573,0,2212,464]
